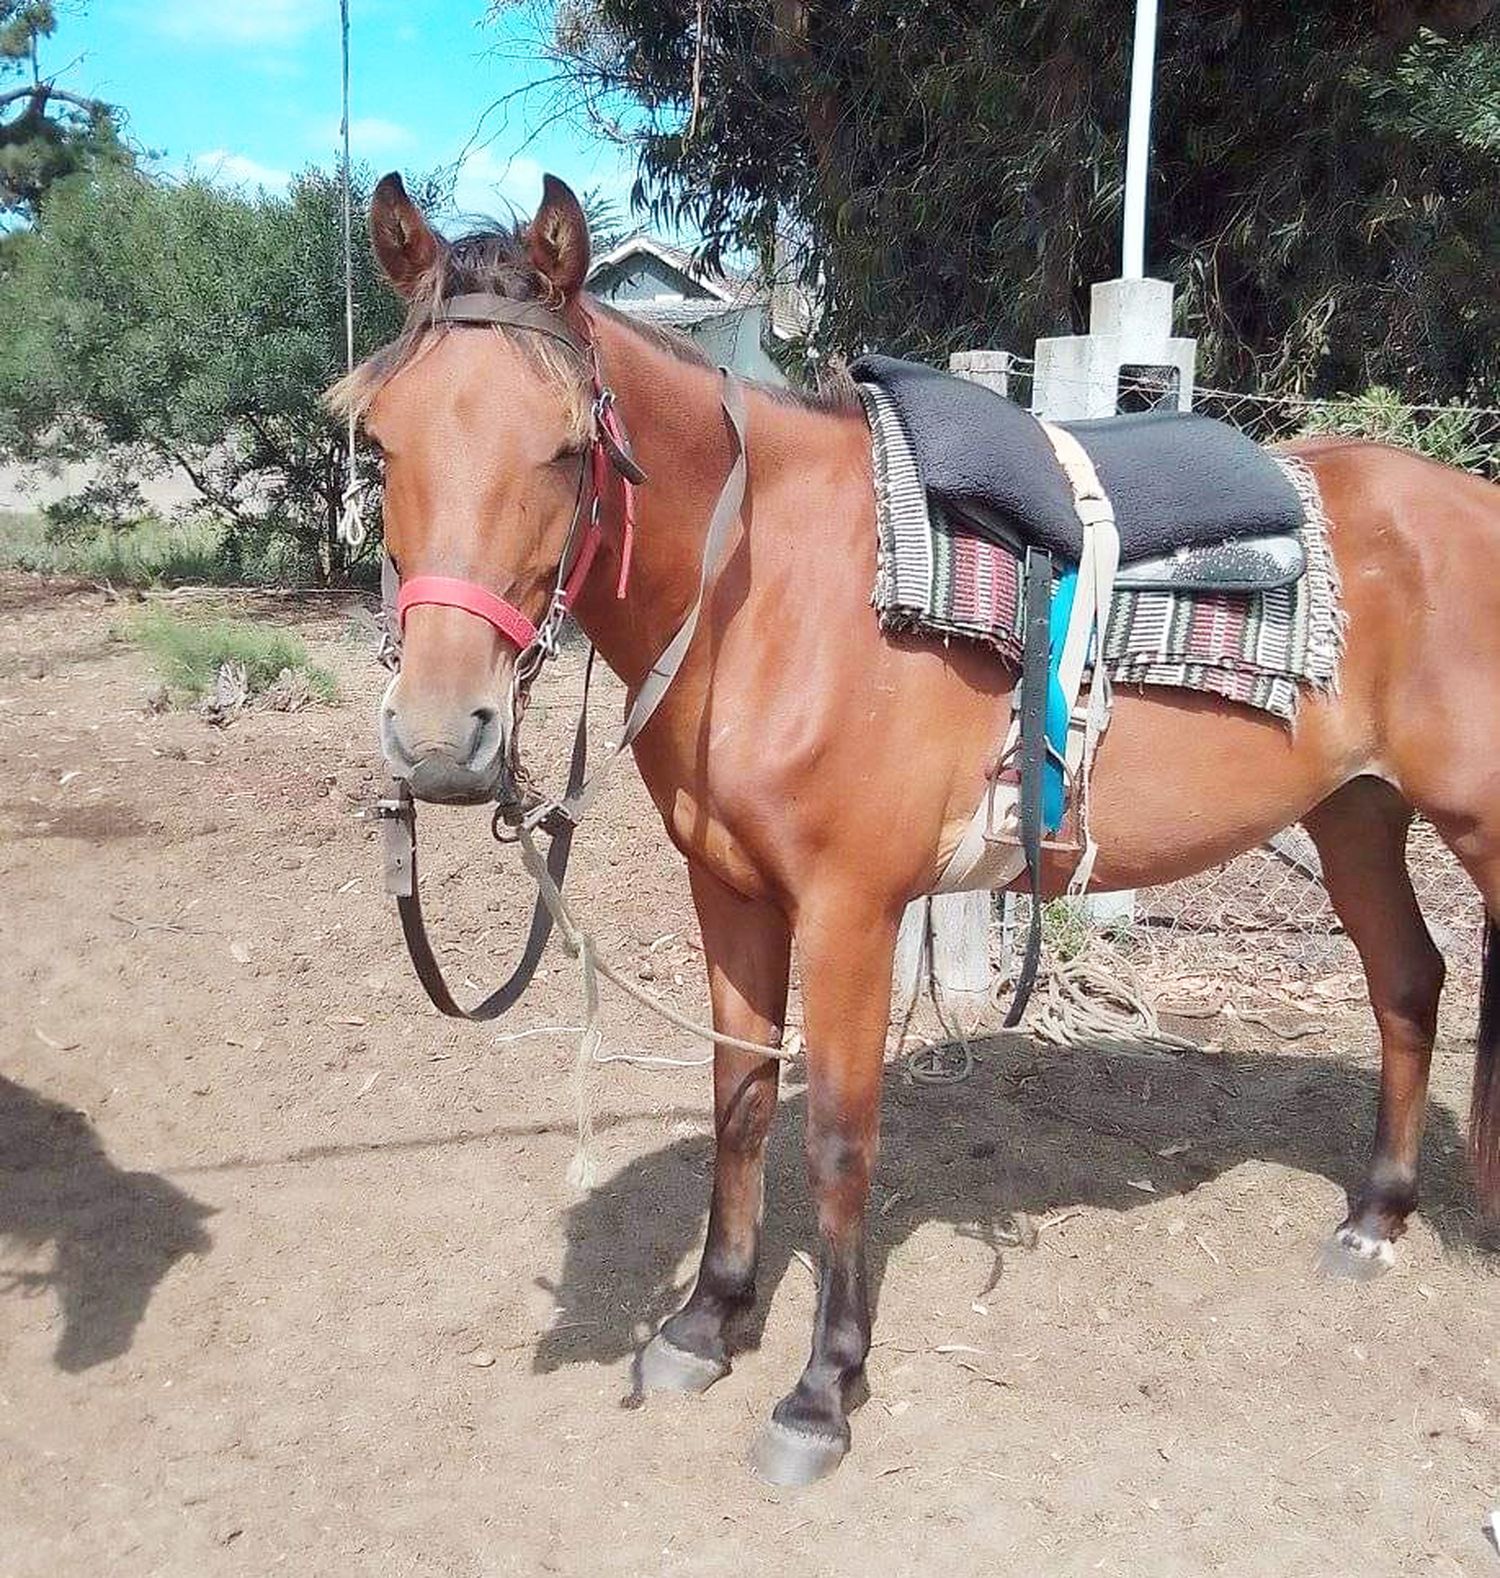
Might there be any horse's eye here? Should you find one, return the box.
[550,443,584,465]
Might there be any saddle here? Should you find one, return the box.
[851,353,1306,587]
[852,353,1313,1023]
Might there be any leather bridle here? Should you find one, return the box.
[389,292,647,670]
[373,293,750,1023]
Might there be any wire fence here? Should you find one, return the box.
[990,354,1494,994]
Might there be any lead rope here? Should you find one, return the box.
[511,825,798,1187]
[335,0,367,553]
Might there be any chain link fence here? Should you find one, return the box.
[994,356,1497,995]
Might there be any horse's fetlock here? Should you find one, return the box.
[698,1245,756,1308]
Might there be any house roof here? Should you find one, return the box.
[615,299,764,331]
[587,232,762,308]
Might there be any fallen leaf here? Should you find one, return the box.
[33,1026,79,1052]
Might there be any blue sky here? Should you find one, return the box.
[56,0,639,223]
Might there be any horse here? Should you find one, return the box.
[331,172,1500,1485]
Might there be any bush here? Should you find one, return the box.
[1300,386,1497,472]
[128,609,337,703]
[0,164,415,584]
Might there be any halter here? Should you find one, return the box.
[391,292,647,665]
[373,319,751,1024]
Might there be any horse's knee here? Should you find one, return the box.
[716,1069,779,1154]
[805,1127,875,1207]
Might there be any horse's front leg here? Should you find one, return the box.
[751,889,898,1486]
[637,861,791,1393]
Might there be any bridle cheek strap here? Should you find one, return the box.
[397,576,539,649]
[594,399,639,598]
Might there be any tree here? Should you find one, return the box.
[502,1,1500,401]
[1,2,126,225]
[581,183,629,249]
[0,164,411,583]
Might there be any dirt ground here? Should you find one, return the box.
[2,573,1497,1578]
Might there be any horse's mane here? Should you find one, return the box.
[325,221,593,439]
[326,219,857,429]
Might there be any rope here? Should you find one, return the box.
[896,896,978,1086]
[1013,937,1198,1051]
[336,0,367,552]
[511,828,797,1183]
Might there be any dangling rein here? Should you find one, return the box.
[370,295,785,1058]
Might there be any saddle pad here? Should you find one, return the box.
[850,353,1305,563]
[862,382,1344,722]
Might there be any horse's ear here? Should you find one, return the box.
[370,172,442,297]
[526,175,590,300]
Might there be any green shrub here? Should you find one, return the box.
[1301,386,1497,472]
[129,609,337,703]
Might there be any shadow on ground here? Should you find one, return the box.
[0,1076,214,1372]
[534,1037,1496,1375]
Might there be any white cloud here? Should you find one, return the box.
[444,149,546,222]
[348,117,416,155]
[191,150,292,193]
[149,0,324,46]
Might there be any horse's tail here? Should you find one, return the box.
[1472,919,1500,1218]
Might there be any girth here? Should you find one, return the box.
[935,421,1122,1026]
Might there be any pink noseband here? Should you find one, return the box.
[397,577,539,649]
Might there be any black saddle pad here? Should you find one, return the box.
[851,353,1304,562]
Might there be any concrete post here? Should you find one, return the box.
[1033,278,1196,420]
[1031,277,1198,927]
[892,350,1019,1023]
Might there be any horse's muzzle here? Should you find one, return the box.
[380,697,512,805]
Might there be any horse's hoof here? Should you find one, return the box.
[749,1419,849,1487]
[634,1333,729,1395]
[1317,1224,1396,1281]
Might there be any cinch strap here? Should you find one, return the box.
[397,576,539,649]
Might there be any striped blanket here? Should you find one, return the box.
[860,383,1344,722]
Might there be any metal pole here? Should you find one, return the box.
[1121,0,1159,281]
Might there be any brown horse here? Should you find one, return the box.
[334,173,1500,1484]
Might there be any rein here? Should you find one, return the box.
[374,296,758,1034]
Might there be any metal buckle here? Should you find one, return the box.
[592,387,648,485]
[367,789,415,898]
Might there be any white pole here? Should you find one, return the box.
[1121,0,1160,281]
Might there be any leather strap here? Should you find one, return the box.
[438,293,587,357]
[551,370,748,827]
[385,650,596,1020]
[1006,547,1053,1027]
[398,575,539,649]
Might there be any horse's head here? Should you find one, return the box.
[336,172,596,804]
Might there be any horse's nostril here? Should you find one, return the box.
[468,705,502,767]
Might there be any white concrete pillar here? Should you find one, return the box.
[1030,277,1199,927]
[893,349,1019,1023]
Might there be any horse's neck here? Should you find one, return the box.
[569,310,801,686]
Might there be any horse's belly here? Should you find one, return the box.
[1070,685,1358,892]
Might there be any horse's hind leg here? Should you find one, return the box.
[1302,777,1445,1272]
[636,863,790,1394]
